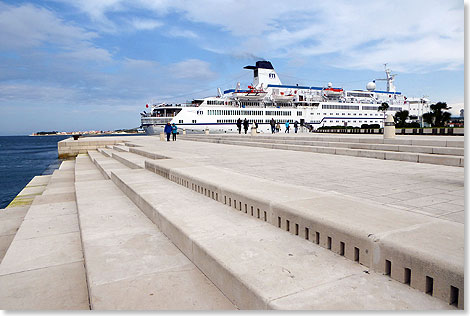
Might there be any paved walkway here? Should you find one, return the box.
[132,134,464,224]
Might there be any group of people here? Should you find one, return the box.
[236,118,258,134]
[164,122,178,141]
[165,118,300,139]
[270,118,299,134]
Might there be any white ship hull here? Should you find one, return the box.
[140,60,430,135]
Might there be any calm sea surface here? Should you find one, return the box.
[0,135,69,209]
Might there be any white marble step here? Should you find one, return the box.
[75,153,235,310]
[91,150,456,310]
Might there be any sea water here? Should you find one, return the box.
[0,135,68,208]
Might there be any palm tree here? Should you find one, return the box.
[423,102,452,127]
[377,102,389,126]
[394,110,409,128]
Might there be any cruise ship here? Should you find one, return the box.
[140,61,429,134]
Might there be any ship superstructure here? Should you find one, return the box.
[140,61,429,134]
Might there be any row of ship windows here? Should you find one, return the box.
[216,119,295,124]
[204,108,402,116]
[207,100,234,105]
[179,119,296,124]
[179,119,381,124]
[326,120,381,123]
[322,105,402,111]
[206,110,296,116]
[320,113,383,116]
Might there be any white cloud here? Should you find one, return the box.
[166,27,198,39]
[0,2,97,49]
[130,18,162,30]
[0,2,112,63]
[170,59,216,80]
[54,0,463,72]
[0,83,79,103]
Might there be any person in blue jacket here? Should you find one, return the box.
[171,123,178,141]
[164,122,172,141]
[285,121,290,133]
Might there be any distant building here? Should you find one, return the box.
[449,114,464,127]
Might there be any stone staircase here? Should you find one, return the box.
[179,134,464,167]
[0,161,89,309]
[74,153,235,310]
[80,144,462,309]
[0,139,463,310]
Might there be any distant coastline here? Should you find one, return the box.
[30,129,144,136]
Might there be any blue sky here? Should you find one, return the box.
[0,0,464,135]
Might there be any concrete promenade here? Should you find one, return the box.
[0,133,464,310]
[145,133,465,223]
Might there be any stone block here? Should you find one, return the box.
[0,235,15,260]
[398,145,433,154]
[385,152,418,163]
[272,196,430,268]
[25,201,76,219]
[383,139,412,145]
[316,147,336,154]
[15,214,79,240]
[446,140,464,147]
[83,229,190,287]
[0,217,24,237]
[17,186,46,196]
[417,154,461,167]
[0,261,89,310]
[371,221,464,309]
[334,148,359,157]
[31,192,76,205]
[357,150,386,160]
[371,144,399,151]
[0,206,29,219]
[112,152,144,169]
[432,147,464,156]
[411,140,446,147]
[26,175,52,187]
[42,186,76,196]
[0,232,83,276]
[89,267,236,310]
[268,272,455,310]
[75,169,106,182]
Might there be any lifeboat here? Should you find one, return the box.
[272,91,295,102]
[323,87,344,96]
[233,85,268,100]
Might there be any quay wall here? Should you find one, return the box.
[315,127,464,135]
[58,136,147,159]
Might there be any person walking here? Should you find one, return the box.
[243,118,249,134]
[270,118,276,134]
[294,120,298,133]
[236,118,242,134]
[285,121,290,133]
[276,122,280,133]
[164,122,172,141]
[171,123,178,141]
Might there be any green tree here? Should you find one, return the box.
[377,102,389,124]
[422,102,452,127]
[394,110,409,128]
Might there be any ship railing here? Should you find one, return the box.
[141,117,173,124]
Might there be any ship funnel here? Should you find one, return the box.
[243,60,282,88]
[217,88,222,97]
